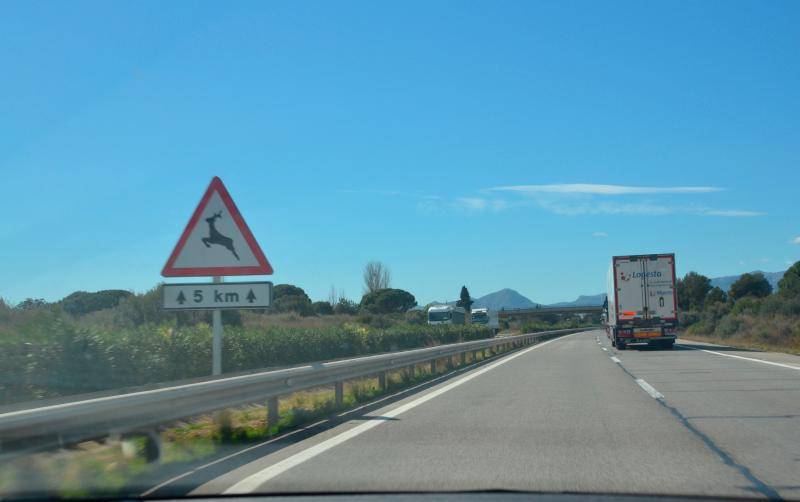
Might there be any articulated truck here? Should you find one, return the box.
[605,253,678,350]
[470,308,500,335]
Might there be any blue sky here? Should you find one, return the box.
[2,1,799,306]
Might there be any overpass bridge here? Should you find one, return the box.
[497,304,604,320]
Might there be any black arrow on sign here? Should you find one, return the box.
[176,291,187,305]
[246,289,257,303]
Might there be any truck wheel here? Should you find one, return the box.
[617,341,626,350]
[611,339,616,347]
[663,341,674,350]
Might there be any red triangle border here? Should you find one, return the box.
[161,177,273,277]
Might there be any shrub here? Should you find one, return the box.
[677,272,711,310]
[730,296,762,315]
[778,261,800,298]
[357,313,396,329]
[404,309,427,325]
[679,310,701,328]
[360,289,417,314]
[272,284,313,315]
[312,301,334,316]
[705,287,727,306]
[60,290,133,316]
[15,298,50,310]
[333,298,359,315]
[714,315,745,338]
[729,272,772,301]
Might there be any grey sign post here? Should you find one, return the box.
[212,277,223,376]
[163,280,272,376]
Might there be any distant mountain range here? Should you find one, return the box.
[472,288,540,311]
[710,270,785,292]
[548,294,607,307]
[465,269,787,311]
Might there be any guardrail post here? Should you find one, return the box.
[335,382,344,407]
[121,430,161,463]
[378,371,387,390]
[267,396,279,429]
[461,352,467,365]
[430,359,436,374]
[449,355,456,369]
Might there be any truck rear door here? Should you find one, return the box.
[643,255,677,321]
[614,257,646,321]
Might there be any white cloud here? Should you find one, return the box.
[592,232,608,238]
[454,197,507,212]
[418,196,508,214]
[486,185,763,218]
[702,209,765,217]
[489,183,723,195]
[792,236,800,244]
[456,197,488,210]
[532,200,764,217]
[538,200,680,216]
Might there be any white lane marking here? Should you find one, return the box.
[602,347,608,352]
[223,332,585,494]
[636,378,664,400]
[679,345,800,372]
[144,357,490,497]
[610,356,621,363]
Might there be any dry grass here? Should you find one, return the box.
[683,314,800,355]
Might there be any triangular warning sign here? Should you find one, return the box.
[162,177,273,277]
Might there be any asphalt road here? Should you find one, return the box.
[170,330,800,499]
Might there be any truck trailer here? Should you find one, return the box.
[605,253,678,350]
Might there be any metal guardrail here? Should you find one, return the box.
[0,328,591,457]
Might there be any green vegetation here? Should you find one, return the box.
[728,272,772,301]
[778,261,800,298]
[0,286,491,406]
[456,285,474,312]
[271,284,313,315]
[359,288,417,314]
[679,263,800,354]
[676,272,712,311]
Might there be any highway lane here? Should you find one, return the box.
[188,330,800,499]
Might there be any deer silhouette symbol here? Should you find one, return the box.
[201,211,240,260]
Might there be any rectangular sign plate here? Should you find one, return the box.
[163,282,272,310]
[634,331,661,338]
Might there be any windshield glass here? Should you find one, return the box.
[471,313,489,323]
[2,1,799,501]
[428,311,452,321]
